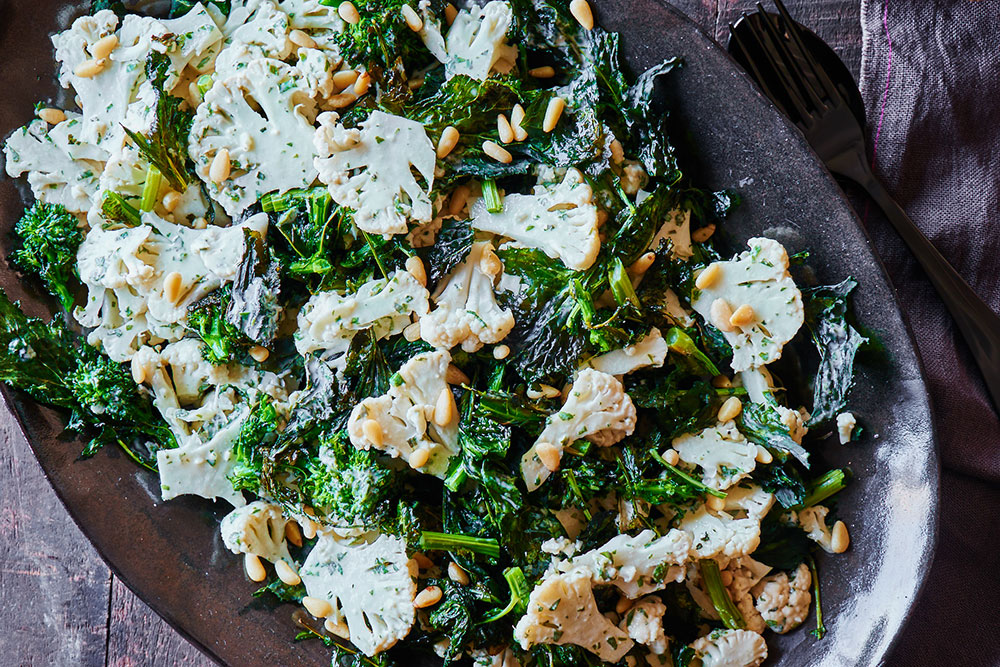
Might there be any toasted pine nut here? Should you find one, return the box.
[249,345,270,363]
[162,190,181,213]
[284,521,303,547]
[333,69,359,89]
[401,4,423,31]
[662,448,680,466]
[711,375,732,388]
[720,570,734,587]
[405,255,427,286]
[539,384,561,399]
[447,184,470,216]
[695,263,722,290]
[354,71,371,96]
[324,619,350,639]
[338,0,360,24]
[831,521,850,553]
[130,356,147,385]
[37,108,66,125]
[528,66,556,78]
[362,418,383,447]
[535,442,561,472]
[543,96,566,133]
[412,552,434,569]
[479,247,503,276]
[717,396,743,422]
[289,29,318,49]
[437,126,460,158]
[610,139,624,165]
[403,321,421,342]
[192,217,208,229]
[303,596,333,618]
[755,446,773,464]
[275,559,301,586]
[493,344,511,360]
[74,58,105,79]
[448,562,470,585]
[615,595,633,615]
[245,553,266,582]
[691,223,716,243]
[163,271,183,305]
[629,251,656,275]
[446,364,470,385]
[91,34,119,60]
[510,104,528,141]
[434,387,455,427]
[482,140,512,164]
[302,518,318,539]
[444,3,458,24]
[497,114,514,144]
[328,92,356,109]
[415,585,443,608]
[706,493,727,512]
[409,446,431,469]
[729,304,756,328]
[569,0,594,30]
[710,298,736,332]
[209,148,231,184]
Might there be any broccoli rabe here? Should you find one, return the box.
[12,201,83,311]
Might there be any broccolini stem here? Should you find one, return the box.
[608,258,641,308]
[419,531,500,559]
[650,450,726,498]
[478,566,531,624]
[664,327,721,376]
[807,556,827,639]
[563,470,593,520]
[794,469,849,510]
[360,229,388,279]
[699,559,745,630]
[482,178,503,213]
[140,165,162,212]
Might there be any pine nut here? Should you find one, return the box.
[91,34,119,59]
[447,184,470,216]
[710,298,736,332]
[37,108,66,125]
[543,96,566,133]
[720,570,734,587]
[535,442,561,472]
[528,66,555,78]
[245,553,266,582]
[615,595,633,615]
[539,384,561,399]
[209,148,231,184]
[249,345,270,362]
[497,114,514,144]
[448,562,470,585]
[446,364,470,385]
[493,344,510,360]
[405,255,427,286]
[691,223,716,243]
[755,446,773,464]
[729,304,756,328]
[706,493,727,512]
[401,4,423,31]
[434,387,455,426]
[479,247,503,276]
[333,69,359,89]
[482,140,512,163]
[303,596,333,618]
[324,619,350,639]
[285,521,303,547]
[510,104,528,141]
[437,126,460,158]
[831,521,850,553]
[403,321,421,342]
[662,448,680,466]
[328,93,357,109]
[354,71,371,96]
[569,0,595,30]
[711,375,732,388]
[130,356,147,385]
[717,396,743,422]
[275,559,301,586]
[339,1,360,24]
[412,552,434,569]
[362,418,384,447]
[162,190,181,213]
[409,446,430,469]
[302,518,319,539]
[289,29,318,49]
[629,251,655,275]
[163,271,183,305]
[415,585,443,608]
[610,139,624,165]
[74,58,105,79]
[444,3,458,24]
[695,263,722,290]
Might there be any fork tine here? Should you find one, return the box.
[729,20,790,117]
[772,0,847,105]
[746,7,814,122]
[756,5,827,113]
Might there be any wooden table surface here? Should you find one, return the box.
[0,2,862,665]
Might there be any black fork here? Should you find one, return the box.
[731,0,1000,415]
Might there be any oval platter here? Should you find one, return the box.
[0,0,939,665]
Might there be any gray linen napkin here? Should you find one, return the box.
[858,1,1000,663]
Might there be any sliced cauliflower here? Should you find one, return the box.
[300,530,417,656]
[314,110,436,236]
[678,485,775,559]
[690,629,767,667]
[220,500,292,564]
[276,0,344,49]
[621,596,669,655]
[672,421,760,491]
[3,116,101,214]
[295,270,429,360]
[420,241,514,352]
[837,411,857,444]
[739,366,810,444]
[513,568,634,663]
[190,57,318,216]
[520,368,636,491]
[420,1,516,80]
[347,351,460,477]
[214,0,293,69]
[649,208,693,260]
[752,562,811,634]
[691,238,804,372]
[471,168,600,271]
[582,328,668,376]
[797,505,837,552]
[562,529,692,598]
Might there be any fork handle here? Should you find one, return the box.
[838,153,1000,413]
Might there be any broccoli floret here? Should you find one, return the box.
[12,201,83,311]
[101,191,142,226]
[186,291,247,364]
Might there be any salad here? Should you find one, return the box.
[0,0,868,665]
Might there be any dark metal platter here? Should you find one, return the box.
[0,0,939,665]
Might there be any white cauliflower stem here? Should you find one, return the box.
[420,1,516,80]
[621,596,669,655]
[753,562,811,633]
[678,485,775,559]
[564,529,692,598]
[220,500,292,564]
[672,420,759,491]
[690,629,768,667]
[583,328,668,376]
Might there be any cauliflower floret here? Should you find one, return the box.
[314,110,436,236]
[678,485,775,559]
[562,529,692,598]
[797,505,838,552]
[220,500,292,564]
[471,168,600,271]
[672,421,760,491]
[513,568,634,663]
[690,629,768,667]
[621,596,669,655]
[3,116,101,214]
[649,208,693,260]
[347,351,460,477]
[190,57,318,216]
[837,411,857,444]
[752,563,811,634]
[692,238,804,372]
[214,0,292,70]
[582,328,668,376]
[295,270,429,361]
[300,530,418,656]
[738,366,810,444]
[276,0,345,49]
[520,368,636,491]
[420,241,514,352]
[419,1,516,80]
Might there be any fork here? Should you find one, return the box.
[730,0,1000,415]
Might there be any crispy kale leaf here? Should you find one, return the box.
[226,230,281,346]
[419,217,474,288]
[12,201,83,311]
